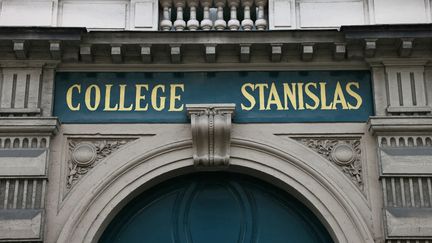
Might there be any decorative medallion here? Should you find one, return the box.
[296,138,363,190]
[66,139,133,189]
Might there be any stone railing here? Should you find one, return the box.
[160,0,267,31]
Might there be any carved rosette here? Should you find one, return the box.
[297,138,363,190]
[187,104,235,168]
[66,139,132,189]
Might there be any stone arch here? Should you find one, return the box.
[56,129,374,243]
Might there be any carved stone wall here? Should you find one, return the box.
[296,137,363,190]
[65,138,135,191]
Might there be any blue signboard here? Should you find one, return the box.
[53,71,373,123]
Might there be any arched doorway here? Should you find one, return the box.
[99,172,333,243]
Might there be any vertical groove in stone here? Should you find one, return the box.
[383,178,388,207]
[400,178,406,207]
[409,178,415,207]
[31,179,37,208]
[22,179,28,209]
[4,180,10,209]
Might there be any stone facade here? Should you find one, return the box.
[0,1,432,243]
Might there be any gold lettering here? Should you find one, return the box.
[255,83,268,110]
[241,83,256,111]
[85,84,101,111]
[346,82,363,109]
[283,83,297,110]
[103,84,118,111]
[66,84,81,111]
[118,85,133,111]
[135,84,149,111]
[332,82,348,110]
[266,83,284,110]
[169,84,184,111]
[298,83,305,110]
[151,84,166,111]
[305,82,319,110]
[319,82,333,110]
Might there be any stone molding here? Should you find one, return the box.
[55,129,373,243]
[186,104,235,168]
[369,116,432,134]
[0,117,59,135]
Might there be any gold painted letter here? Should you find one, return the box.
[169,84,184,111]
[151,84,166,111]
[266,83,284,110]
[346,82,363,109]
[332,82,348,110]
[85,85,101,111]
[118,85,133,111]
[255,83,269,110]
[135,84,149,111]
[305,82,319,110]
[66,84,81,111]
[241,83,256,111]
[103,84,118,111]
[319,82,333,110]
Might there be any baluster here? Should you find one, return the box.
[174,0,186,31]
[255,0,267,30]
[227,0,240,30]
[187,0,200,30]
[200,0,213,30]
[214,0,227,30]
[160,0,173,31]
[241,0,253,31]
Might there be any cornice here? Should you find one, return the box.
[0,25,431,65]
[0,117,60,135]
[368,116,432,135]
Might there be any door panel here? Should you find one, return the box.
[99,173,333,243]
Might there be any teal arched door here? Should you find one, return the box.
[99,173,334,243]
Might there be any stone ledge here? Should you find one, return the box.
[385,208,432,238]
[0,209,43,241]
[0,117,59,135]
[368,116,432,134]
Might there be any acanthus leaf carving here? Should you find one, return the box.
[296,138,363,191]
[66,139,133,189]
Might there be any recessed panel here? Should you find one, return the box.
[300,1,364,28]
[61,2,126,29]
[374,0,427,24]
[0,1,53,26]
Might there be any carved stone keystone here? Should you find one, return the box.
[187,104,235,168]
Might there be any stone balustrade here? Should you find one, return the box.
[160,0,267,31]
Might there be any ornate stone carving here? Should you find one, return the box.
[66,139,132,189]
[297,138,363,190]
[187,104,235,168]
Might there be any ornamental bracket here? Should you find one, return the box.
[186,104,235,169]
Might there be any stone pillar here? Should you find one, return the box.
[241,0,254,30]
[173,0,187,31]
[255,0,267,30]
[187,0,199,30]
[227,0,240,30]
[200,0,213,30]
[214,0,227,30]
[160,0,173,31]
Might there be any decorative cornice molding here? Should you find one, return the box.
[0,117,59,135]
[369,116,432,135]
[187,103,235,168]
